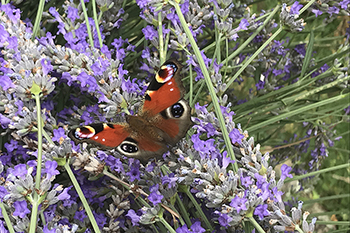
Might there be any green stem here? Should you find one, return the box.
[64,162,101,233]
[0,202,15,233]
[91,0,104,48]
[180,185,213,232]
[80,0,96,54]
[310,220,350,226]
[222,6,280,66]
[42,129,55,145]
[31,0,46,39]
[189,64,193,107]
[159,217,177,233]
[172,0,238,172]
[303,194,350,205]
[29,200,40,233]
[299,0,317,15]
[246,93,349,132]
[175,194,192,227]
[225,25,283,91]
[158,12,165,62]
[29,94,44,233]
[247,217,266,233]
[295,224,305,233]
[285,163,350,183]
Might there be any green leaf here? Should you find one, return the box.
[300,30,314,80]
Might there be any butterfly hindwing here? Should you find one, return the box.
[155,99,192,145]
[69,59,192,160]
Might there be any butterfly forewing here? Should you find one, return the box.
[68,60,192,160]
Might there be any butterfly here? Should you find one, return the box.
[69,60,192,160]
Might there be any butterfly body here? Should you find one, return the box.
[69,60,192,160]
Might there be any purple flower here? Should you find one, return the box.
[41,59,53,76]
[135,0,150,8]
[67,6,79,21]
[167,11,179,23]
[162,173,178,189]
[11,164,27,178]
[0,24,9,45]
[294,44,306,55]
[254,204,270,220]
[229,128,244,144]
[230,196,248,214]
[290,1,303,15]
[176,224,190,233]
[49,7,66,35]
[57,186,72,201]
[0,76,15,91]
[145,162,155,172]
[126,209,140,226]
[327,6,340,17]
[76,71,99,92]
[37,32,56,47]
[121,78,139,93]
[240,175,253,188]
[43,225,56,233]
[1,4,20,23]
[204,123,220,137]
[42,100,54,111]
[311,8,323,17]
[142,25,158,40]
[64,32,78,45]
[254,173,266,187]
[91,60,105,76]
[238,18,249,30]
[74,209,87,222]
[256,80,265,90]
[216,211,233,227]
[96,150,108,161]
[4,139,19,154]
[0,221,6,232]
[52,128,67,142]
[272,187,284,202]
[13,200,30,218]
[94,211,107,228]
[191,134,218,158]
[194,122,219,137]
[259,183,271,201]
[44,161,60,179]
[126,159,140,182]
[148,184,164,205]
[43,206,56,223]
[339,0,350,10]
[0,186,9,200]
[7,36,18,50]
[280,164,293,180]
[222,151,235,169]
[272,69,283,76]
[190,221,205,233]
[106,156,124,173]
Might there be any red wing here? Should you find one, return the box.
[142,82,182,116]
[141,60,184,116]
[154,99,193,146]
[114,132,169,160]
[69,123,130,149]
[156,118,179,139]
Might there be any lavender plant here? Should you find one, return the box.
[0,0,349,232]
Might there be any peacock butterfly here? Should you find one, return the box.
[68,60,192,160]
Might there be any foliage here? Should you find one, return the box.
[0,0,349,232]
